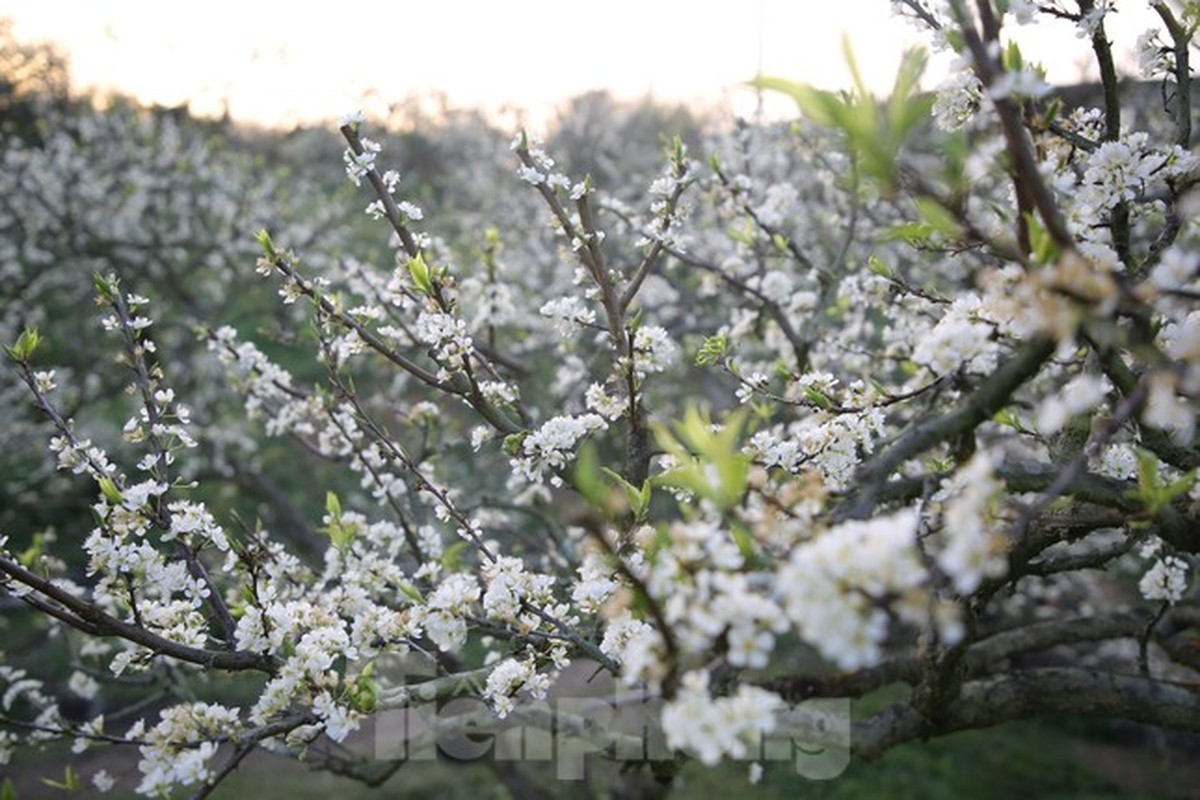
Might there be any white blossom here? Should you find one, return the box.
[539,296,596,336]
[630,325,678,377]
[933,65,982,131]
[938,451,1008,595]
[512,414,607,487]
[1139,555,1189,603]
[660,670,783,765]
[777,509,925,670]
[1035,373,1110,435]
[483,657,550,718]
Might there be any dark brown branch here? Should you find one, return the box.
[844,335,1056,519]
[1153,3,1193,148]
[1078,0,1130,264]
[0,556,278,674]
[340,125,421,258]
[954,0,1074,250]
[854,666,1200,760]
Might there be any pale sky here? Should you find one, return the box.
[1,1,1164,129]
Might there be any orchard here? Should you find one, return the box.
[2,2,1200,797]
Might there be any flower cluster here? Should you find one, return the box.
[936,451,1009,596]
[343,136,382,186]
[483,657,551,718]
[933,64,983,131]
[911,296,999,377]
[511,413,607,487]
[1034,373,1111,436]
[776,509,938,669]
[539,295,597,336]
[660,670,783,765]
[1139,551,1190,604]
[415,310,474,380]
[136,703,241,795]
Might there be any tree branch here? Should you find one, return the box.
[0,556,278,674]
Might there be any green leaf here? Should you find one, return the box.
[254,228,276,259]
[601,467,652,522]
[325,491,342,519]
[889,50,934,141]
[320,491,356,552]
[747,75,841,126]
[913,197,961,239]
[572,441,606,508]
[1164,471,1197,504]
[98,476,124,507]
[727,219,756,247]
[1184,1,1200,30]
[752,42,929,192]
[926,456,954,474]
[652,407,750,511]
[1129,450,1193,514]
[93,272,117,303]
[6,327,40,363]
[842,34,871,101]
[503,431,528,457]
[2,777,16,800]
[1025,213,1059,265]
[730,523,758,564]
[408,253,434,295]
[992,408,1026,432]
[397,581,424,603]
[884,221,936,246]
[17,534,45,569]
[867,256,893,278]
[940,28,964,52]
[694,333,728,366]
[1002,40,1024,72]
[803,386,834,410]
[441,541,469,572]
[41,766,77,791]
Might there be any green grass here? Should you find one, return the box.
[703,720,1150,800]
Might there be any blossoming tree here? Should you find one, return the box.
[3,1,1200,797]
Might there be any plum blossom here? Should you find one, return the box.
[600,612,665,685]
[313,691,361,742]
[1034,373,1110,435]
[938,451,1008,595]
[415,311,473,379]
[660,670,783,765]
[483,657,550,718]
[1139,555,1189,603]
[571,552,620,612]
[777,509,926,670]
[630,325,678,377]
[912,296,998,376]
[343,137,381,186]
[1137,29,1174,80]
[511,413,607,487]
[540,295,596,335]
[933,65,982,131]
[415,573,480,652]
